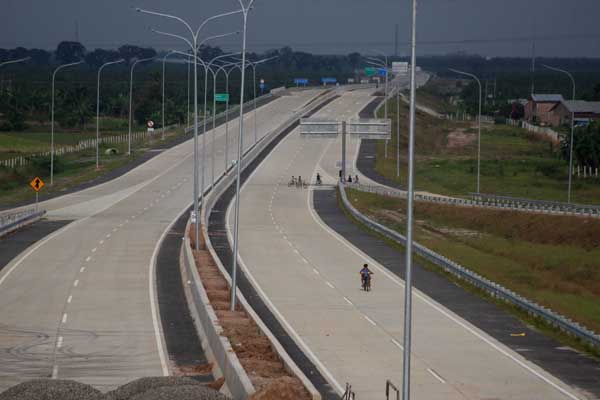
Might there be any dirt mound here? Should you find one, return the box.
[250,377,310,400]
[190,227,311,400]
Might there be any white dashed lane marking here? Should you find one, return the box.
[61,313,68,324]
[427,368,447,384]
[364,316,377,326]
[67,295,72,304]
[57,336,63,349]
[73,280,79,287]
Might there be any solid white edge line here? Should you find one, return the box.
[224,108,346,396]
[306,166,583,400]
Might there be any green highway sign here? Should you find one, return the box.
[365,67,376,77]
[215,93,230,103]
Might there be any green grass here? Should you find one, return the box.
[0,125,187,207]
[0,117,151,160]
[375,97,600,204]
[347,188,600,336]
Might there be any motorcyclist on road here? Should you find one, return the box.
[316,173,322,185]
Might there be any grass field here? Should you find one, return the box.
[0,117,149,161]
[347,188,600,338]
[376,96,600,204]
[0,125,186,207]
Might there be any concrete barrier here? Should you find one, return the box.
[181,226,255,399]
[198,93,338,400]
[0,210,46,238]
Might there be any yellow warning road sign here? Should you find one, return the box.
[30,177,45,192]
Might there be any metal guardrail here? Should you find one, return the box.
[339,182,600,349]
[346,183,600,219]
[0,209,46,237]
[470,193,600,215]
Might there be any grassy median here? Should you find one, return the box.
[346,188,600,336]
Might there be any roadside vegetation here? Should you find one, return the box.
[346,188,600,341]
[375,86,600,204]
[0,124,187,207]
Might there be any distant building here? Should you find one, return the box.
[550,100,600,126]
[525,94,564,126]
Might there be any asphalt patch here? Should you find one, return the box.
[0,220,72,272]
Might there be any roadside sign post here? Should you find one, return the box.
[30,177,44,212]
[365,67,376,77]
[215,93,230,103]
[300,118,390,182]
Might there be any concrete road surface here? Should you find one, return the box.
[229,88,587,399]
[0,89,322,392]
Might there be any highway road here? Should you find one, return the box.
[229,87,588,399]
[0,89,322,391]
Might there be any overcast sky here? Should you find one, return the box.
[2,0,599,57]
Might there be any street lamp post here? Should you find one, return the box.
[0,57,30,98]
[161,51,179,145]
[204,51,241,189]
[0,57,30,68]
[543,64,576,203]
[367,52,390,157]
[403,0,418,399]
[129,56,155,155]
[397,81,401,177]
[450,68,482,194]
[248,56,278,145]
[96,59,125,170]
[366,55,390,158]
[51,60,83,185]
[231,0,256,312]
[138,7,243,251]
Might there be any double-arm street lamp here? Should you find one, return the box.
[137,7,243,251]
[449,68,482,194]
[231,0,256,311]
[248,56,278,144]
[51,60,83,185]
[543,64,576,203]
[129,56,156,154]
[96,59,126,170]
[366,52,390,157]
[403,1,418,399]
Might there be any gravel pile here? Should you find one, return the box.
[0,379,103,400]
[0,377,231,400]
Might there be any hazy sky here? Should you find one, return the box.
[2,0,600,57]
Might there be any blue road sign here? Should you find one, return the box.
[321,77,337,84]
[294,78,309,86]
[377,68,388,77]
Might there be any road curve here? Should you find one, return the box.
[229,88,589,399]
[0,89,322,392]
